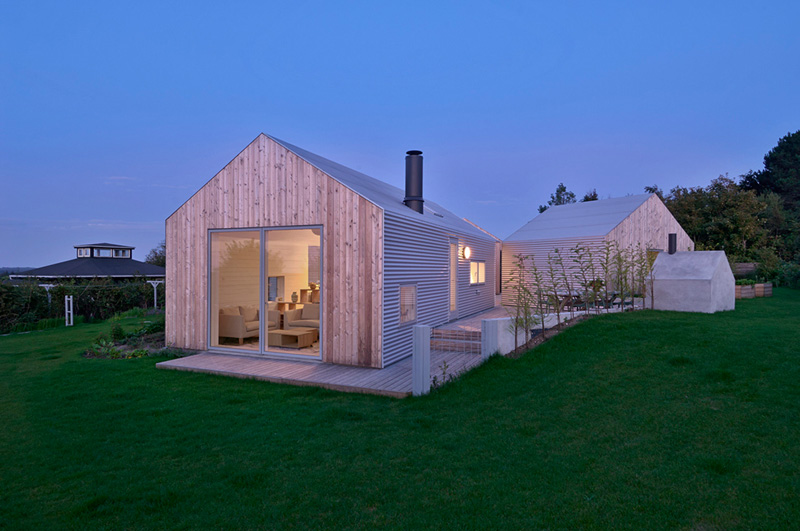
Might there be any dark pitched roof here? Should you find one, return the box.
[11,258,165,279]
[73,243,135,249]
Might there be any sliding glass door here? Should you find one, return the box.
[209,227,322,359]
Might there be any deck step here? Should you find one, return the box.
[431,329,481,341]
[430,339,482,354]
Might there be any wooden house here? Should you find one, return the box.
[166,134,497,368]
[502,194,694,303]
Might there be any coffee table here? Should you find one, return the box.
[267,327,318,349]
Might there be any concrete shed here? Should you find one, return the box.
[648,251,735,313]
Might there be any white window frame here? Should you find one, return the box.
[399,284,417,325]
[469,261,485,286]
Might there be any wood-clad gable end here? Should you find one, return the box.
[605,194,694,252]
[166,134,383,368]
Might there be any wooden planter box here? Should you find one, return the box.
[736,285,755,299]
[755,282,773,297]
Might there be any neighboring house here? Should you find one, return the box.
[166,134,497,368]
[10,243,165,280]
[502,194,694,303]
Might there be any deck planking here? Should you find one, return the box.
[156,348,483,398]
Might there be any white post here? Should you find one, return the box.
[41,283,55,305]
[65,295,74,327]
[147,280,164,309]
[412,325,431,396]
[481,319,495,360]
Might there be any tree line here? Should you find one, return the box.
[539,130,800,287]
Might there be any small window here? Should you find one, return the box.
[113,249,129,258]
[96,249,112,257]
[470,261,485,285]
[399,285,417,324]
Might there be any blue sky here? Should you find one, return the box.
[2,1,799,266]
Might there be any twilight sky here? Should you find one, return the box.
[2,1,799,266]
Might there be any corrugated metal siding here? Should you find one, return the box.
[501,236,606,306]
[383,211,496,367]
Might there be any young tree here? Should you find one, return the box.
[545,251,564,329]
[505,254,534,351]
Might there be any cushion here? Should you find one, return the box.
[266,301,278,311]
[291,319,319,328]
[244,320,259,332]
[302,303,320,320]
[220,306,240,316]
[239,306,258,322]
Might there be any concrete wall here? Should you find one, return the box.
[648,251,735,314]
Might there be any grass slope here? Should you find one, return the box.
[1,291,799,529]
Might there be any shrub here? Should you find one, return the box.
[776,261,800,289]
[110,323,126,342]
[87,338,121,359]
[0,278,165,334]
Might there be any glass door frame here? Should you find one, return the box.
[207,225,323,361]
[449,237,459,321]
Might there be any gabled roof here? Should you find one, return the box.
[11,258,165,279]
[505,193,653,241]
[651,251,729,280]
[74,243,135,249]
[266,134,489,239]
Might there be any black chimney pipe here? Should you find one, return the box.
[668,233,677,254]
[404,150,424,214]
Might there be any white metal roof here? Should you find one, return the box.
[267,134,489,240]
[504,193,653,241]
[651,250,729,280]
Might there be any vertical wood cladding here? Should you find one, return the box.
[166,134,383,368]
[606,194,694,252]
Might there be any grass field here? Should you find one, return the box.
[1,290,799,529]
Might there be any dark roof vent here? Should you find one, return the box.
[403,150,424,214]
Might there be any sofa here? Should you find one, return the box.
[218,305,280,345]
[284,303,320,330]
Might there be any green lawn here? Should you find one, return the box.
[1,291,799,529]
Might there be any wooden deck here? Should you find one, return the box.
[156,349,483,398]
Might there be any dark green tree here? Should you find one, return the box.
[581,189,599,202]
[740,130,800,213]
[664,175,768,260]
[538,182,576,213]
[644,184,664,200]
[145,240,166,268]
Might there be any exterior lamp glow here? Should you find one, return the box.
[463,246,472,260]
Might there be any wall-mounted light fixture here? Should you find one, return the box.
[463,246,472,260]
